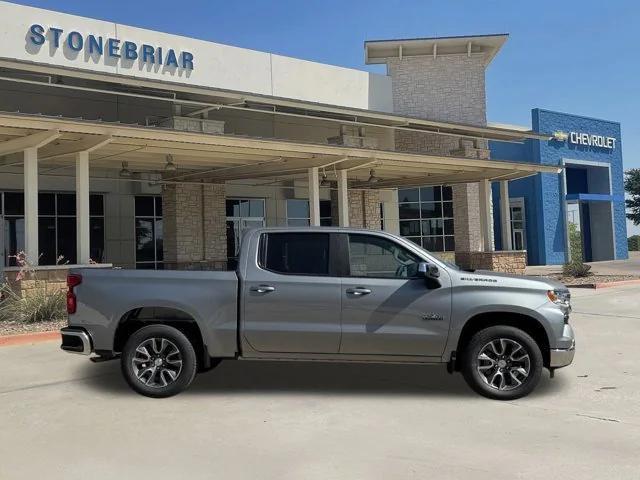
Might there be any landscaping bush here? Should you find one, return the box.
[0,283,66,324]
[562,261,592,278]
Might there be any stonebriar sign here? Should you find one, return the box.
[28,24,194,70]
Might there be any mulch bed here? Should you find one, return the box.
[0,318,67,336]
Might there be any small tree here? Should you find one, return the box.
[629,235,640,252]
[625,169,640,226]
[567,222,583,262]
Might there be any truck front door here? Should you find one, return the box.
[242,231,342,353]
[339,233,452,357]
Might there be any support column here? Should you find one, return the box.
[336,169,349,227]
[499,180,512,250]
[479,179,494,251]
[23,147,39,265]
[308,167,320,226]
[75,151,91,264]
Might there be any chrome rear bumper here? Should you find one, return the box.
[60,327,93,355]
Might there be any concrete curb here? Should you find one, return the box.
[0,331,60,347]
[567,279,640,289]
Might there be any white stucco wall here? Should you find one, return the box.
[0,1,392,112]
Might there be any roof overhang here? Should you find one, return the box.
[0,58,549,143]
[365,34,509,66]
[0,112,561,189]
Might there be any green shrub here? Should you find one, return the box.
[562,261,592,278]
[628,235,640,252]
[0,283,66,323]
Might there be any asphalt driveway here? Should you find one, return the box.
[1,285,639,479]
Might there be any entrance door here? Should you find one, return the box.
[509,199,527,251]
[339,233,452,357]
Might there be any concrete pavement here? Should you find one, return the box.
[526,251,640,276]
[1,285,639,479]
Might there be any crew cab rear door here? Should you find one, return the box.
[241,231,342,353]
[339,233,452,357]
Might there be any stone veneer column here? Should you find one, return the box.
[163,183,227,268]
[386,54,489,263]
[347,190,381,228]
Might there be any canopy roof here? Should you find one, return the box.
[0,111,560,189]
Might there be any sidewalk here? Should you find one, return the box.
[525,251,640,276]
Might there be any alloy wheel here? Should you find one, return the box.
[476,338,531,391]
[131,337,183,388]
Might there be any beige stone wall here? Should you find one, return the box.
[4,267,68,297]
[347,190,381,229]
[387,54,490,255]
[163,183,227,269]
[455,251,527,275]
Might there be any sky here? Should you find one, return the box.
[12,0,640,234]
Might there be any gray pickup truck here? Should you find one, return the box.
[61,227,574,400]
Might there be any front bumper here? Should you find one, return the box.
[549,339,575,368]
[60,327,93,355]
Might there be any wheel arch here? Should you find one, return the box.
[454,312,551,370]
[114,306,210,369]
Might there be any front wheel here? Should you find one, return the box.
[461,326,543,400]
[121,325,197,398]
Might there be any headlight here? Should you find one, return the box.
[547,289,571,307]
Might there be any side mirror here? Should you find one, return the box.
[418,262,440,279]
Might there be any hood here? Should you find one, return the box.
[462,269,568,291]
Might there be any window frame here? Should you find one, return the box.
[343,232,424,280]
[1,191,105,267]
[398,186,455,252]
[258,231,341,277]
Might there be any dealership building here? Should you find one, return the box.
[0,2,628,291]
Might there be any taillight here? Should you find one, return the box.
[67,274,82,314]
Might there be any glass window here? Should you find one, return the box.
[398,188,419,203]
[57,194,76,215]
[38,193,55,215]
[57,217,77,264]
[262,232,329,275]
[4,192,24,216]
[286,199,332,226]
[135,196,155,217]
[348,234,421,278]
[2,192,105,266]
[90,194,105,216]
[135,196,163,269]
[397,185,455,252]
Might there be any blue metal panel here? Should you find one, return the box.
[490,108,628,264]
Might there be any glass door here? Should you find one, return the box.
[509,199,526,251]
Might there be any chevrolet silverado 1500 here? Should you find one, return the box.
[61,227,575,399]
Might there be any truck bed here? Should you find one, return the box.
[68,268,239,357]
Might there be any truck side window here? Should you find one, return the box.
[348,234,421,278]
[261,233,330,275]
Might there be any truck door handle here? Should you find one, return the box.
[346,287,372,296]
[250,285,276,293]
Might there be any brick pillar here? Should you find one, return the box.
[384,53,492,265]
[163,183,227,269]
[203,184,227,263]
[348,190,381,229]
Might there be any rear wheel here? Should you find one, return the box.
[461,325,543,400]
[121,325,197,398]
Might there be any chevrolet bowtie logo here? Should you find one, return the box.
[552,131,569,142]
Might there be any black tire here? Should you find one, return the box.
[461,325,543,400]
[121,324,197,398]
